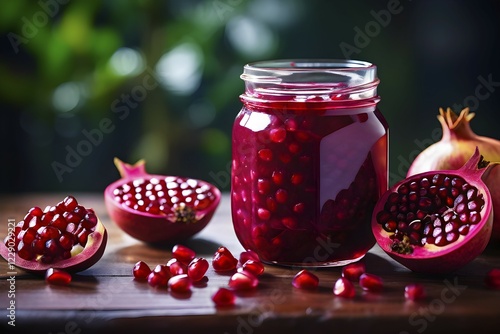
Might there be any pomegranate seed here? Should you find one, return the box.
[172,244,196,264]
[275,189,288,203]
[285,118,297,131]
[292,270,319,290]
[485,268,500,289]
[168,274,192,293]
[25,206,43,221]
[45,268,72,286]
[167,258,188,276]
[239,249,260,265]
[22,228,37,245]
[257,208,271,220]
[228,271,259,290]
[50,214,68,231]
[293,203,305,214]
[212,246,238,272]
[17,241,34,260]
[333,277,356,298]
[133,261,152,281]
[212,287,236,307]
[77,229,90,247]
[290,173,304,185]
[257,179,271,195]
[39,226,60,241]
[241,260,265,276]
[62,195,78,211]
[82,212,98,229]
[282,217,297,229]
[404,283,427,301]
[258,149,273,161]
[272,171,284,185]
[269,127,286,143]
[359,273,383,292]
[341,262,366,281]
[147,265,171,287]
[45,239,62,256]
[288,142,301,154]
[187,258,209,281]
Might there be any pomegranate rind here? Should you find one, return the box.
[104,172,221,244]
[371,168,493,274]
[0,218,107,274]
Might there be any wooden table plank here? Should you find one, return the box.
[1,193,500,334]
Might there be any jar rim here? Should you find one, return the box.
[240,59,379,104]
[241,59,376,84]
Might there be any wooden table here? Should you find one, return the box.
[1,193,499,334]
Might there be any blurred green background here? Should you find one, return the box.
[1,0,499,193]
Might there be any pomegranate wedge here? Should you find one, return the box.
[0,196,107,274]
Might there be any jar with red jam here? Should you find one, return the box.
[231,59,388,267]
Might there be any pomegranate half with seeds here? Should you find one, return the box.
[104,158,221,243]
[0,196,107,274]
[372,148,494,274]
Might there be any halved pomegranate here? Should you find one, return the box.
[0,196,107,274]
[104,158,221,243]
[372,148,493,274]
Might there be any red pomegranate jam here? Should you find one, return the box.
[231,60,388,266]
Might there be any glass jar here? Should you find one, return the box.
[231,59,388,267]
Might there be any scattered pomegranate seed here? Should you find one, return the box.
[212,246,238,272]
[292,270,319,290]
[239,249,260,265]
[188,258,209,282]
[167,258,188,276]
[212,287,236,307]
[485,268,500,289]
[168,274,192,293]
[359,273,383,292]
[404,283,427,301]
[241,260,265,276]
[229,271,259,290]
[133,261,151,281]
[333,277,355,298]
[341,262,366,281]
[45,268,72,286]
[147,265,171,287]
[172,244,196,264]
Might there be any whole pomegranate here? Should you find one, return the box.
[372,148,493,274]
[407,107,500,242]
[0,196,107,274]
[104,158,221,244]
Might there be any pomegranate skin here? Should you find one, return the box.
[104,158,221,244]
[373,148,493,274]
[0,219,107,274]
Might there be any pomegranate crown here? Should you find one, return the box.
[114,157,147,179]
